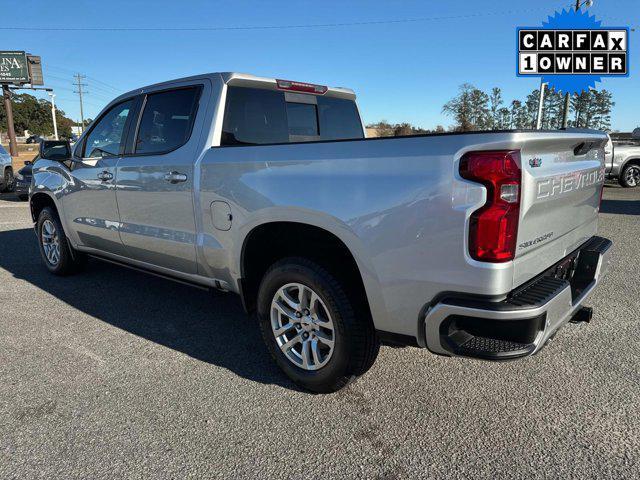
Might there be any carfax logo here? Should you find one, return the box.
[517,9,629,94]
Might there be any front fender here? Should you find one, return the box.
[30,160,71,226]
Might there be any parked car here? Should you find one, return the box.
[0,144,15,193]
[14,157,35,201]
[30,73,612,392]
[606,140,640,187]
[25,135,44,144]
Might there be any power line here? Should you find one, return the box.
[0,7,551,32]
[44,63,124,93]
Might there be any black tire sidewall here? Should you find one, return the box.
[257,259,354,392]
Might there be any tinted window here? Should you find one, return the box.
[286,103,318,136]
[222,86,364,146]
[135,87,200,154]
[317,96,364,140]
[222,87,288,145]
[84,100,133,158]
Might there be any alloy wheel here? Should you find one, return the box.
[270,282,336,371]
[41,219,61,266]
[625,166,640,187]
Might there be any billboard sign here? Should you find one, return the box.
[0,51,29,84]
[27,55,44,85]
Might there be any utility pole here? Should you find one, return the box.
[536,80,547,129]
[561,0,585,128]
[73,73,88,133]
[48,91,58,140]
[1,85,18,156]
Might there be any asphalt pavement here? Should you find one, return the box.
[0,184,638,479]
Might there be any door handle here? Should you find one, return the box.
[97,171,113,182]
[164,171,188,184]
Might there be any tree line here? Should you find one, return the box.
[0,92,76,139]
[368,84,614,135]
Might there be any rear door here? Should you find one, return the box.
[115,82,205,274]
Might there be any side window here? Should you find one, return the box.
[134,87,200,155]
[221,87,288,145]
[83,100,133,158]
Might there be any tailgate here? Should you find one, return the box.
[513,131,607,287]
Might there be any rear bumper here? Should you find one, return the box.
[424,236,612,359]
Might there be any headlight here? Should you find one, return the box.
[15,172,23,181]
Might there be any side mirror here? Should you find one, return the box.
[632,128,640,140]
[39,140,72,162]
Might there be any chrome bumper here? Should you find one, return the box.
[424,236,612,359]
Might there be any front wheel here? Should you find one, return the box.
[257,257,379,393]
[37,207,86,275]
[619,164,640,188]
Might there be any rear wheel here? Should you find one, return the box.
[1,168,14,193]
[37,207,86,275]
[257,257,379,393]
[619,163,640,188]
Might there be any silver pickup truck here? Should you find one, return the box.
[30,72,612,392]
[605,136,640,188]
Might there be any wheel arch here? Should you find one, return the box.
[621,157,640,170]
[30,191,58,223]
[238,220,384,329]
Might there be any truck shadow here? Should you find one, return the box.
[599,199,640,216]
[0,228,298,391]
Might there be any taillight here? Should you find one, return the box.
[459,150,522,263]
[276,79,328,95]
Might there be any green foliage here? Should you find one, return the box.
[367,120,443,137]
[442,84,614,132]
[0,92,75,139]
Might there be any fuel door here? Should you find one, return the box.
[211,200,232,231]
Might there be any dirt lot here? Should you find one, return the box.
[0,184,638,479]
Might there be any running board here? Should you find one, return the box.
[86,253,228,292]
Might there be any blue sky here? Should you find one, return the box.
[3,0,638,131]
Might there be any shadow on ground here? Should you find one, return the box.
[0,227,297,390]
[600,198,640,216]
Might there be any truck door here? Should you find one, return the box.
[115,84,204,274]
[62,98,135,255]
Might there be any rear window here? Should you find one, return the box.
[221,86,363,146]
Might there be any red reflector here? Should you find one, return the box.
[460,150,522,263]
[276,79,327,95]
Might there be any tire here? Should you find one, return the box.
[36,206,87,275]
[257,257,379,393]
[1,168,15,193]
[619,163,640,188]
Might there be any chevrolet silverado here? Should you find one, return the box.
[30,73,612,392]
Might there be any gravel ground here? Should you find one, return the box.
[0,184,638,479]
